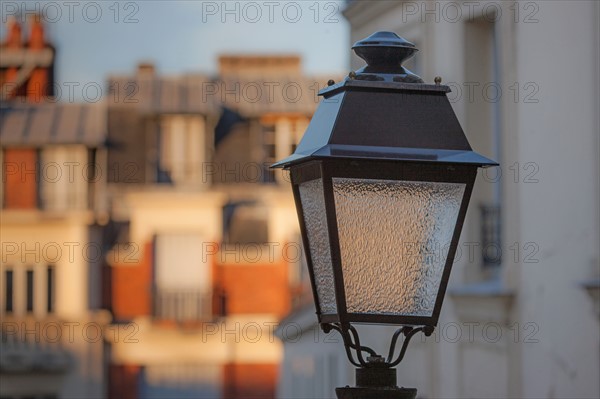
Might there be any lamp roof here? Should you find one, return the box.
[272,32,497,169]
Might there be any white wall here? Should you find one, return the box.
[513,2,600,397]
[278,1,600,398]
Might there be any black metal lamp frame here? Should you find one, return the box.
[289,159,477,327]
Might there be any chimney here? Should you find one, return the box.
[5,16,22,48]
[27,14,45,50]
[137,62,156,77]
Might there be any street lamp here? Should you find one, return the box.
[272,31,497,399]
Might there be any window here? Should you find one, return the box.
[26,269,34,313]
[223,202,269,245]
[158,115,205,185]
[47,265,55,313]
[481,205,501,267]
[153,233,212,322]
[4,269,13,313]
[465,17,502,272]
[1,265,55,316]
[40,145,88,211]
[262,124,277,183]
[261,117,308,183]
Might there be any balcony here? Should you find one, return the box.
[153,289,213,323]
[0,319,71,374]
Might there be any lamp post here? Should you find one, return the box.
[272,31,497,399]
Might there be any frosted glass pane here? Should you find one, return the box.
[299,179,337,314]
[333,178,465,317]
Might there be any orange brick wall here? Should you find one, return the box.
[218,260,291,318]
[111,242,153,320]
[223,363,277,399]
[3,149,38,209]
[109,240,292,320]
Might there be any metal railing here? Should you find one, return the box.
[0,319,71,373]
[153,289,212,323]
[480,204,502,268]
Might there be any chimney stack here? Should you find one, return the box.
[137,62,156,77]
[28,14,45,50]
[5,16,22,48]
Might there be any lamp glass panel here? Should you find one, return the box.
[333,178,465,317]
[299,178,337,314]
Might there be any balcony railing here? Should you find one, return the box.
[480,204,502,268]
[153,289,212,323]
[0,319,71,373]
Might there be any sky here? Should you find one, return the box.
[1,1,350,97]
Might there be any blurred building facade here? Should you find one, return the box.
[0,15,329,399]
[0,17,108,399]
[103,56,324,398]
[277,1,600,398]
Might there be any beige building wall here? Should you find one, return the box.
[1,212,107,399]
[107,159,301,394]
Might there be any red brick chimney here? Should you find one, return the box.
[1,15,54,102]
[2,17,22,99]
[5,16,22,48]
[27,14,45,49]
[25,14,50,102]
